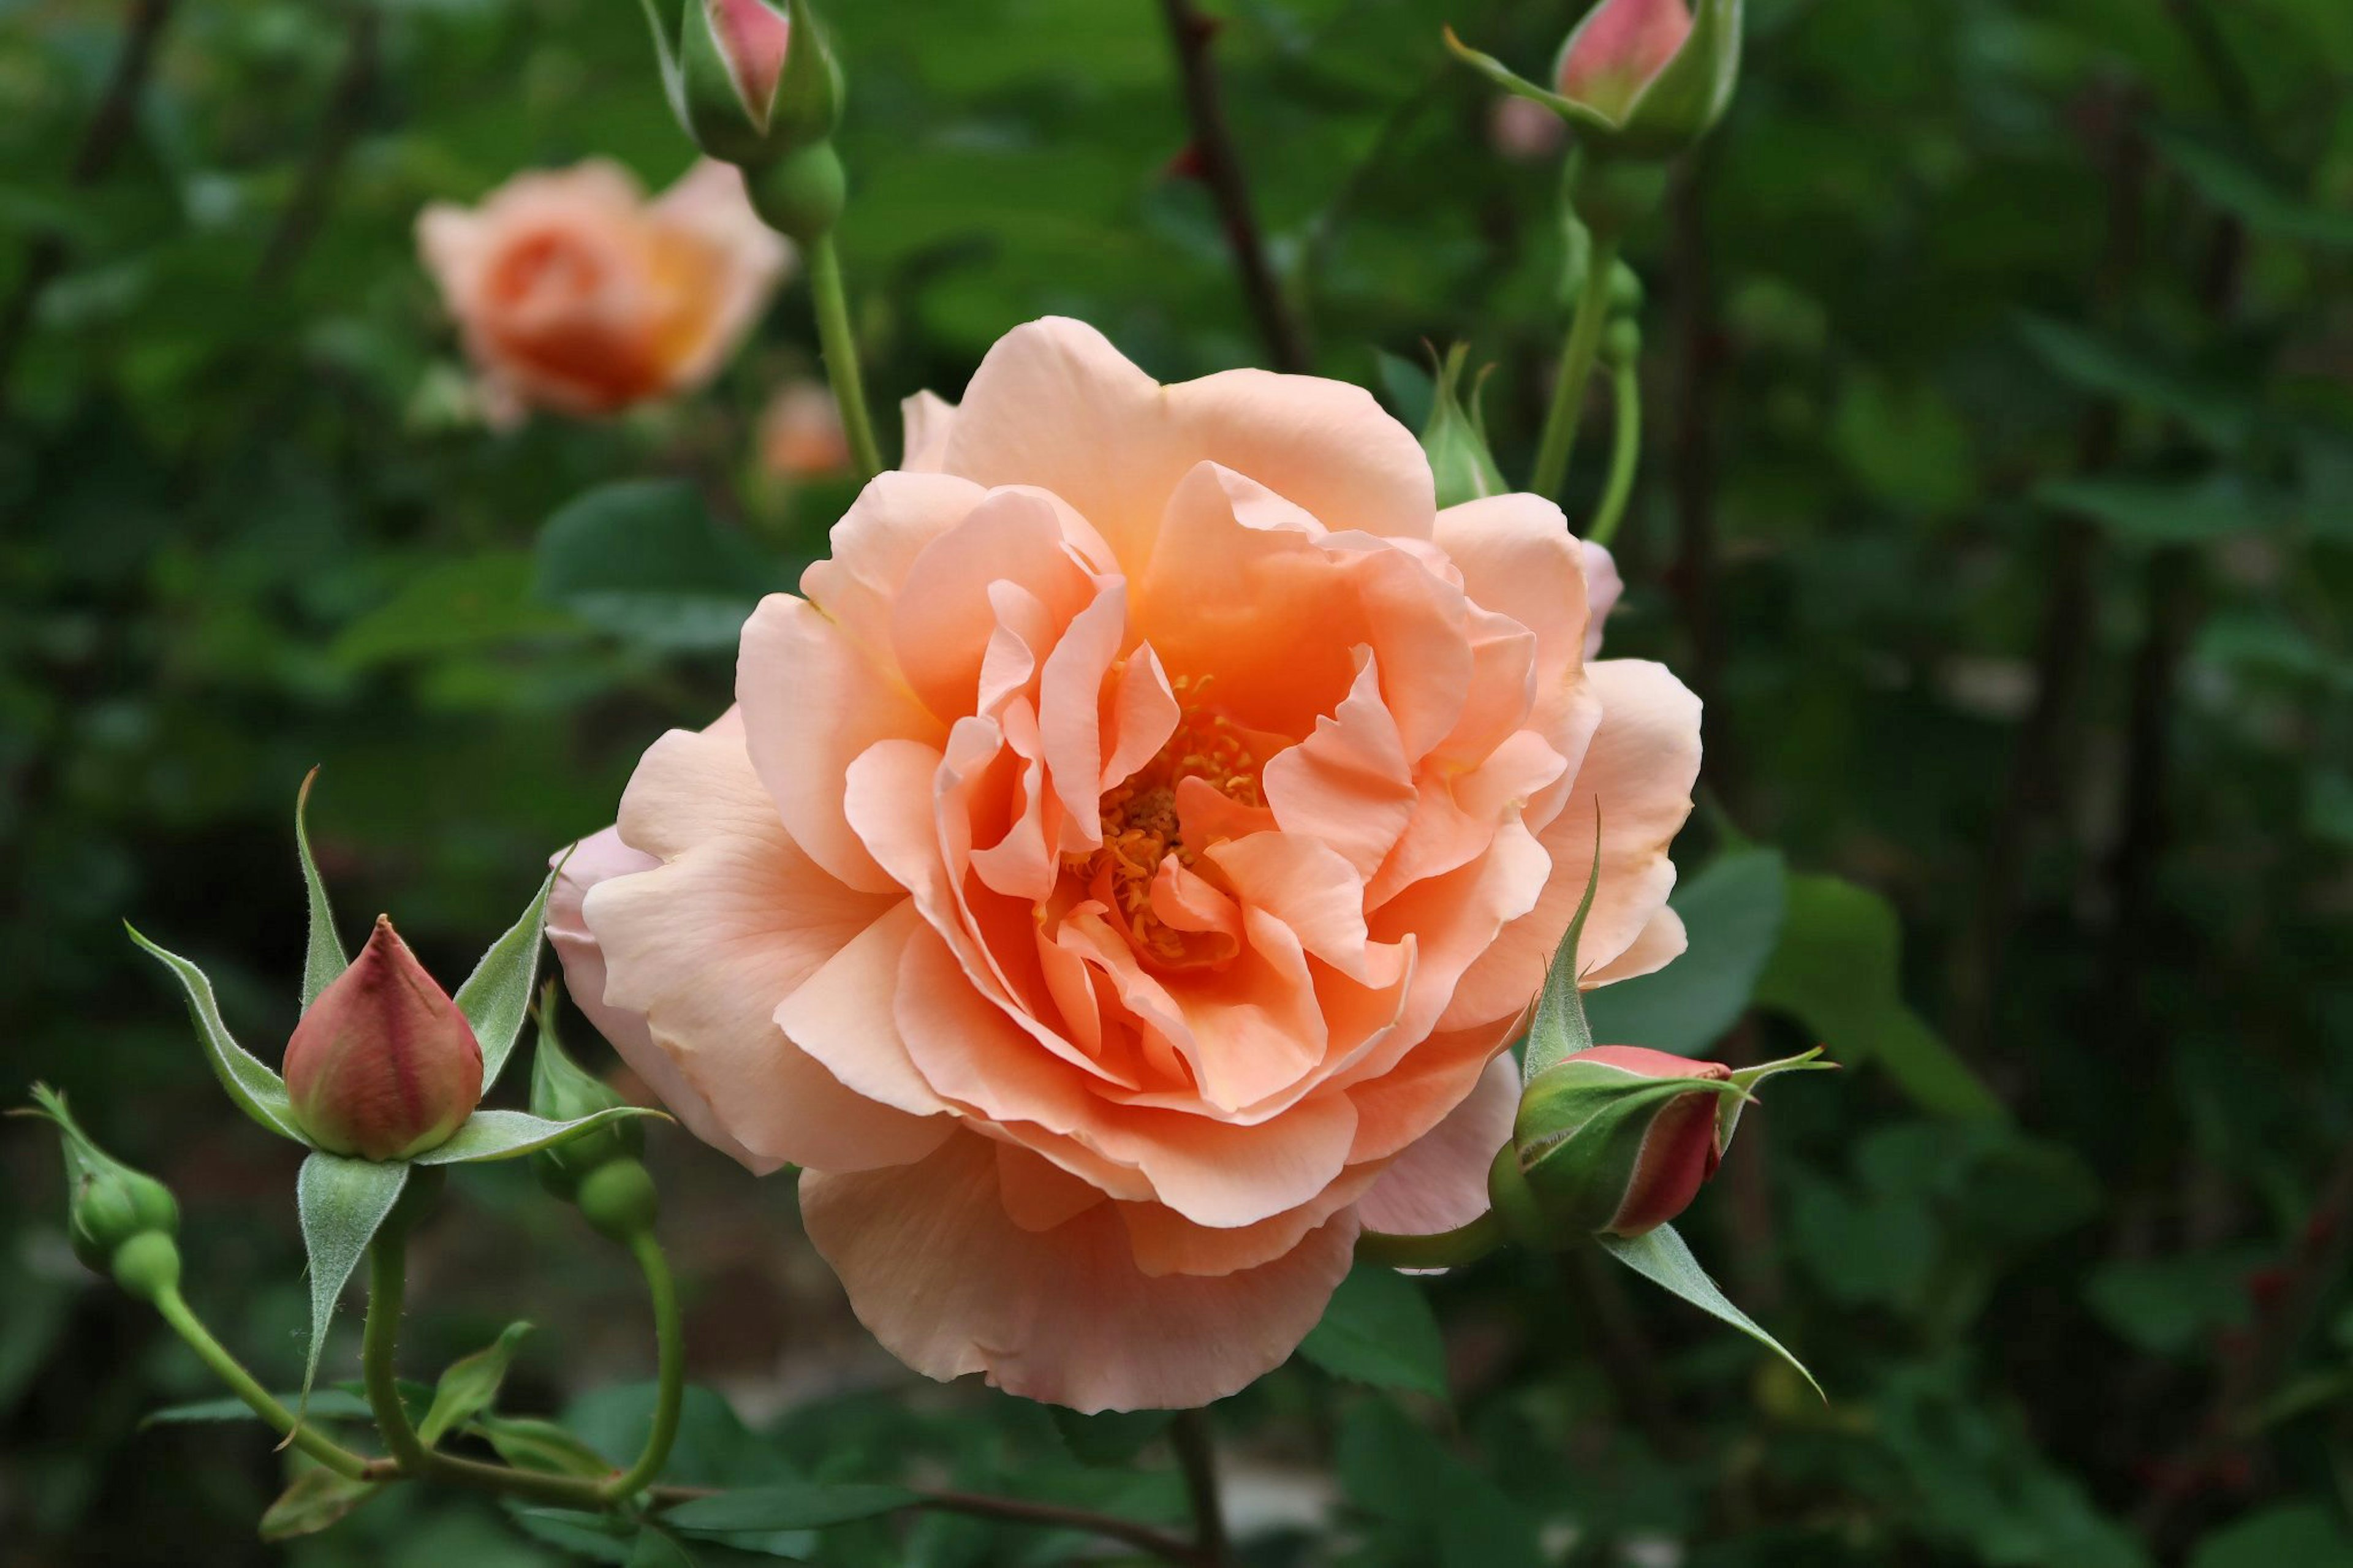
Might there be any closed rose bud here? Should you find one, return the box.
[1555,0,1693,123]
[284,917,484,1161]
[1511,1045,1743,1238]
[661,0,844,173]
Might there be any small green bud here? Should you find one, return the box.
[1603,318,1642,366]
[529,996,645,1203]
[1419,344,1509,509]
[575,1158,660,1244]
[746,140,847,243]
[21,1085,180,1279]
[110,1230,183,1301]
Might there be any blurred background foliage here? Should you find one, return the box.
[4,0,2352,1562]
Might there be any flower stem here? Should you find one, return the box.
[149,1285,377,1480]
[361,1232,615,1510]
[1170,1409,1230,1567]
[599,1229,686,1501]
[1530,230,1622,502]
[1585,358,1643,548]
[1355,1210,1509,1270]
[806,232,882,479]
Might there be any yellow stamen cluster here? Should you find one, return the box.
[1069,675,1261,968]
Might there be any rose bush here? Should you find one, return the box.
[551,317,1702,1411]
[417,159,787,423]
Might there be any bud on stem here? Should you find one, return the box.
[284,917,484,1161]
[19,1084,182,1292]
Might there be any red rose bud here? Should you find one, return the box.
[709,0,790,126]
[1512,1045,1745,1238]
[1556,0,1692,123]
[284,916,483,1161]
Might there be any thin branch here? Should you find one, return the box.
[0,0,178,403]
[1664,156,1733,800]
[257,6,381,285]
[1170,1409,1231,1567]
[914,1487,1208,1565]
[1156,0,1309,373]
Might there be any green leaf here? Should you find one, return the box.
[2083,1248,2262,1358]
[1596,1224,1822,1398]
[419,1320,534,1446]
[629,1528,701,1568]
[1521,820,1602,1081]
[534,480,786,652]
[2190,1504,2353,1568]
[457,869,558,1090]
[259,1465,382,1541]
[509,1505,636,1564]
[2154,129,2353,251]
[414,1107,667,1165]
[294,1152,410,1418]
[2015,316,2250,449]
[1585,848,1787,1055]
[1051,1407,1177,1466]
[472,1414,617,1477]
[142,1390,375,1427]
[664,1480,921,1533]
[1335,1399,1544,1568]
[295,768,347,1009]
[2035,474,2285,548]
[1752,874,2004,1121]
[124,925,307,1144]
[1297,1264,1448,1397]
[332,551,580,667]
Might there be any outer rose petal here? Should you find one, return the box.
[1443,658,1700,1026]
[900,390,957,469]
[549,824,767,1168]
[1354,1053,1518,1237]
[585,723,950,1173]
[647,161,793,390]
[1580,539,1624,660]
[939,317,1434,573]
[800,1130,1358,1411]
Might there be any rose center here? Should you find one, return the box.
[1068,680,1262,970]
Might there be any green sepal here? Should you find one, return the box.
[1520,814,1602,1082]
[1718,1047,1836,1152]
[677,0,778,164]
[1596,1222,1821,1398]
[125,925,308,1145]
[770,0,847,153]
[295,769,348,1009]
[294,1151,411,1424]
[419,1320,534,1446]
[1421,344,1509,509]
[457,867,559,1091]
[412,1107,669,1167]
[260,1464,382,1542]
[529,987,645,1199]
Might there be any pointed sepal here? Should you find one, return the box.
[458,868,560,1091]
[295,768,348,1009]
[1596,1222,1821,1398]
[411,1107,669,1167]
[1521,813,1602,1082]
[1718,1046,1836,1152]
[126,925,307,1145]
[293,1152,411,1422]
[1421,344,1509,508]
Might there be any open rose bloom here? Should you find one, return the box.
[553,319,1700,1411]
[417,159,788,423]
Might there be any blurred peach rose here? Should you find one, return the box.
[553,319,1700,1411]
[418,159,788,423]
[759,381,852,479]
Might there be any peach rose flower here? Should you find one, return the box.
[417,159,788,423]
[551,319,1700,1411]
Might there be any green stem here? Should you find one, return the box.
[1529,230,1622,502]
[362,1233,614,1510]
[807,232,882,479]
[1355,1210,1510,1271]
[1585,358,1643,548]
[1171,1409,1230,1567]
[600,1230,686,1501]
[150,1286,377,1480]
